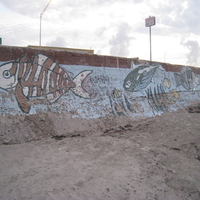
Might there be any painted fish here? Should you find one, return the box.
[163,78,171,88]
[112,88,122,98]
[0,54,92,113]
[123,64,164,93]
[174,67,200,92]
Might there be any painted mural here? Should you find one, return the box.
[174,67,200,92]
[0,54,200,118]
[121,62,200,116]
[123,64,164,93]
[0,54,93,113]
[146,85,180,115]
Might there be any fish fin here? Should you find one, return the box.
[137,88,145,95]
[139,68,157,89]
[192,87,196,94]
[139,88,145,95]
[135,84,145,95]
[137,65,149,74]
[142,71,148,76]
[15,83,31,113]
[158,65,165,71]
[131,62,138,70]
[46,91,63,103]
[19,55,29,63]
[174,73,182,87]
[62,68,74,79]
[71,70,92,98]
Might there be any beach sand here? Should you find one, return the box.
[0,104,200,200]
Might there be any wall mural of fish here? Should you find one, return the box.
[0,53,93,113]
[174,67,200,93]
[123,64,164,93]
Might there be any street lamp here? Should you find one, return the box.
[39,0,52,47]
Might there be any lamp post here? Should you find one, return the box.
[39,0,52,47]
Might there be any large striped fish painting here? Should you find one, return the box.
[0,54,92,113]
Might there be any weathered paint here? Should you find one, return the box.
[0,49,200,119]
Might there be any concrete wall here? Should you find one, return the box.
[1,45,200,119]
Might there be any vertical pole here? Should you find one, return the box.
[149,26,152,62]
[39,14,42,47]
[39,0,52,48]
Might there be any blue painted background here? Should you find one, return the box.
[0,54,200,118]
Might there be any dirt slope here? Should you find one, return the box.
[0,104,200,200]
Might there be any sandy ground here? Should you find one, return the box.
[0,105,200,200]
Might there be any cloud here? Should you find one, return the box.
[47,36,68,47]
[95,26,107,37]
[109,22,134,57]
[94,0,145,5]
[0,0,41,17]
[152,0,200,35]
[180,0,200,34]
[182,40,200,66]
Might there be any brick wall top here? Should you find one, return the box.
[0,46,132,69]
[0,45,199,73]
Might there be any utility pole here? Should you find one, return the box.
[145,16,156,62]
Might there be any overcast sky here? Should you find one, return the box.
[1,0,200,66]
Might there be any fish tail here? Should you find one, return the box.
[70,70,92,98]
[158,65,165,71]
[15,83,31,113]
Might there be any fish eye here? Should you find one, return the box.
[3,70,11,79]
[125,80,131,88]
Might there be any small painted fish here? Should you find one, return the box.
[174,67,200,92]
[123,64,164,93]
[163,78,171,88]
[112,88,122,98]
[0,54,92,113]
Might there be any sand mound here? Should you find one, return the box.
[0,104,200,199]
